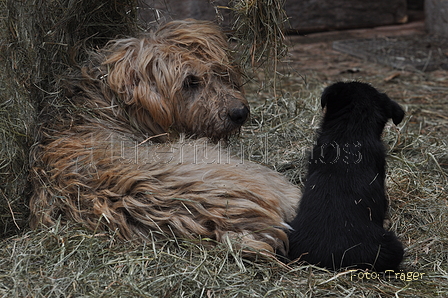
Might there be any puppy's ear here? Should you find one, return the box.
[320,83,339,109]
[321,82,351,111]
[385,95,405,125]
[321,90,328,109]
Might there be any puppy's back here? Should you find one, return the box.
[287,82,404,271]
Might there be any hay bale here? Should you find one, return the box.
[229,0,288,71]
[0,0,138,237]
[0,2,36,236]
[0,63,34,236]
[140,0,289,70]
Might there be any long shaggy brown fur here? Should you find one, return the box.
[30,19,301,254]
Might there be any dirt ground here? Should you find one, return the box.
[281,17,448,142]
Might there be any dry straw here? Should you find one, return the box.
[1,73,447,295]
[0,0,138,236]
[1,0,447,297]
[228,0,288,66]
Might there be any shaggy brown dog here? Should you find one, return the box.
[30,19,300,254]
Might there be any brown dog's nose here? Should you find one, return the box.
[228,105,250,125]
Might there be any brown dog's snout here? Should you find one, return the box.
[228,103,250,125]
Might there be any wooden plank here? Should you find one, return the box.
[139,0,408,34]
[285,0,408,33]
[425,0,448,37]
[333,35,448,72]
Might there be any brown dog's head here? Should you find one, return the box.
[102,19,249,141]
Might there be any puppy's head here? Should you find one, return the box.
[102,19,249,141]
[321,81,404,130]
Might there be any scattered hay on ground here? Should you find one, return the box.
[1,71,447,297]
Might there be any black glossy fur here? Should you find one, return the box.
[287,81,405,271]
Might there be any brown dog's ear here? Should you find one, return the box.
[386,95,405,125]
[104,39,142,105]
[103,37,175,130]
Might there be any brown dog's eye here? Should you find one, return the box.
[183,75,201,90]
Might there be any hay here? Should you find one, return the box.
[1,70,447,296]
[0,0,138,237]
[0,71,33,236]
[0,1,37,236]
[0,222,443,297]
[217,0,289,93]
[227,0,288,68]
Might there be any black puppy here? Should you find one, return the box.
[287,81,404,271]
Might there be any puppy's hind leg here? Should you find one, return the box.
[372,231,404,272]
